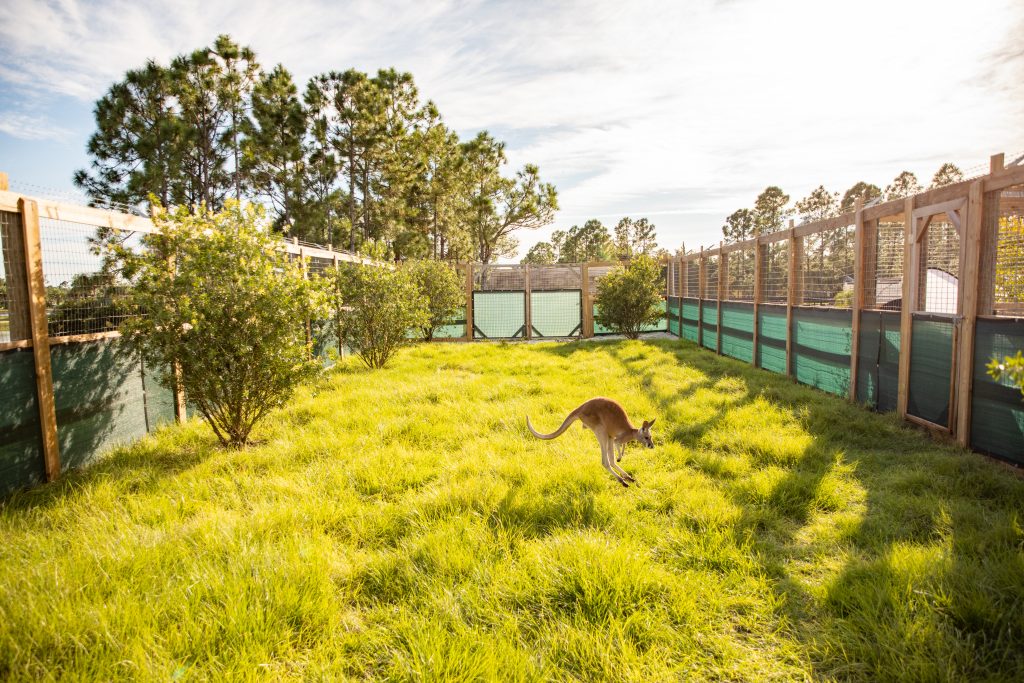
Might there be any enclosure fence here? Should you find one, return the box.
[665,153,1024,467]
[0,176,369,494]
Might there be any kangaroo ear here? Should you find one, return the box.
[644,418,656,429]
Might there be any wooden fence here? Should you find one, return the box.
[664,153,1024,466]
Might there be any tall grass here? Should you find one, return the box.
[1,339,1022,681]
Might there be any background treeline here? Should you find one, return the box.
[74,35,557,262]
[522,216,667,264]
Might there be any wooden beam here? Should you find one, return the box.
[698,247,706,348]
[524,264,532,340]
[717,242,726,354]
[991,152,1005,173]
[0,339,33,352]
[850,198,865,401]
[786,227,798,376]
[581,263,592,338]
[48,331,121,346]
[19,198,60,482]
[465,264,475,341]
[897,197,915,419]
[752,236,763,368]
[955,182,986,445]
[0,172,8,191]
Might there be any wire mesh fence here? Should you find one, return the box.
[799,224,854,307]
[685,260,699,296]
[1,211,27,343]
[704,255,719,300]
[726,247,754,301]
[761,240,788,303]
[867,215,905,310]
[994,183,1024,316]
[920,217,960,314]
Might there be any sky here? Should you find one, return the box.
[1,0,1023,262]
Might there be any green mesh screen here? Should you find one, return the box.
[473,292,525,339]
[0,349,44,495]
[667,296,681,336]
[532,291,582,337]
[720,301,754,363]
[51,340,153,472]
[906,316,954,427]
[313,319,340,368]
[700,301,718,350]
[856,311,900,412]
[594,299,666,335]
[971,317,1024,465]
[757,304,787,373]
[791,307,852,397]
[681,298,699,342]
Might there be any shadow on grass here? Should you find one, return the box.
[592,337,1024,679]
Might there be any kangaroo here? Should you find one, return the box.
[526,397,655,488]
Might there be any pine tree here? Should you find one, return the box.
[839,181,882,213]
[614,217,657,259]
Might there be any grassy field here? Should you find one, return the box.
[1,339,1023,681]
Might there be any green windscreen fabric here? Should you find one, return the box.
[720,301,754,363]
[971,317,1024,465]
[434,306,467,340]
[906,316,954,427]
[700,301,718,350]
[681,298,699,342]
[473,292,525,339]
[791,307,852,397]
[667,296,681,336]
[856,311,901,412]
[532,291,582,337]
[757,304,787,373]
[50,340,154,472]
[0,349,45,495]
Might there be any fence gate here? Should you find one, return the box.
[905,199,967,431]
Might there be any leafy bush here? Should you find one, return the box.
[333,262,428,368]
[103,201,329,448]
[405,260,464,341]
[988,351,1024,397]
[593,255,664,339]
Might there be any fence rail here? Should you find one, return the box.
[665,153,1024,468]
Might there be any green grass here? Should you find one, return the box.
[2,339,1023,681]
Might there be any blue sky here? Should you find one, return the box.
[1,0,1023,261]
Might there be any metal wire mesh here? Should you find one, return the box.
[761,240,788,303]
[799,225,854,307]
[306,255,336,277]
[994,183,1024,316]
[704,255,719,300]
[531,291,582,337]
[475,265,526,291]
[587,265,615,295]
[671,261,683,296]
[685,260,699,296]
[1,211,27,343]
[39,219,142,337]
[531,264,582,291]
[867,215,905,310]
[920,218,960,314]
[725,248,754,301]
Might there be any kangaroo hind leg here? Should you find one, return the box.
[596,430,628,487]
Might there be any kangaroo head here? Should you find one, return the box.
[639,419,656,448]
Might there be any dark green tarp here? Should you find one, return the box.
[700,301,718,350]
[720,301,754,363]
[906,316,953,427]
[856,310,901,412]
[970,317,1024,465]
[791,307,852,397]
[0,349,45,495]
[667,296,681,336]
[757,304,787,374]
[532,291,582,337]
[681,298,699,342]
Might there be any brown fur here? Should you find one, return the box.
[527,397,655,487]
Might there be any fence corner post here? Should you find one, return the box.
[897,196,916,420]
[786,223,798,377]
[752,236,763,368]
[18,197,61,482]
[850,198,865,401]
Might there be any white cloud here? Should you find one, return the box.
[0,112,72,141]
[1,0,1022,258]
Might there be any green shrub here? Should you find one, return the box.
[988,351,1024,397]
[405,260,464,341]
[102,201,329,448]
[593,255,664,339]
[333,262,428,369]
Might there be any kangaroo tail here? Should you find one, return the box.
[526,410,578,440]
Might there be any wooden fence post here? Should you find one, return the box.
[786,223,799,377]
[955,180,986,445]
[753,236,763,368]
[299,247,312,353]
[581,263,592,338]
[465,264,474,341]
[18,198,61,482]
[850,198,865,401]
[717,242,726,354]
[524,264,532,340]
[698,247,706,347]
[897,196,916,419]
[0,172,8,191]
